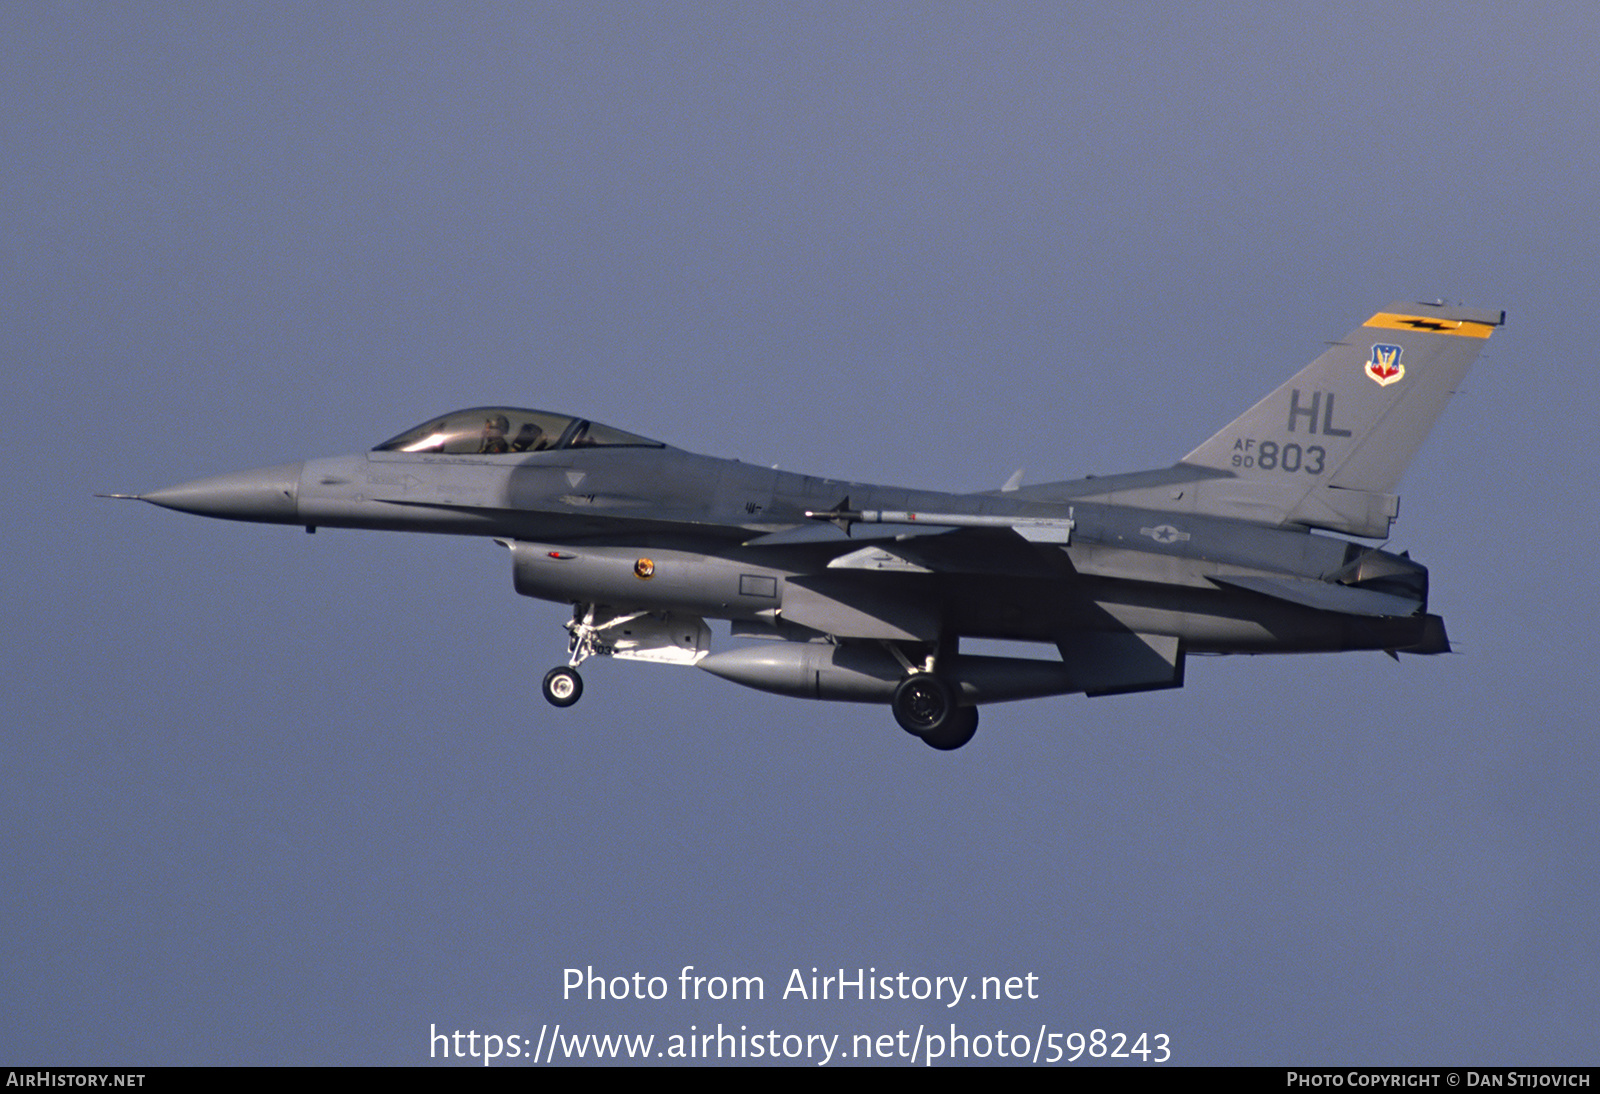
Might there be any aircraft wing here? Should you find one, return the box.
[746,520,1073,579]
[825,526,1073,579]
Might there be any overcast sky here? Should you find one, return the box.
[4,1,1596,1066]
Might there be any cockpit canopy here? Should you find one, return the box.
[372,407,665,456]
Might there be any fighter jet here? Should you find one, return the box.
[119,300,1503,750]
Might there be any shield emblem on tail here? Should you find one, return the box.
[1365,343,1404,386]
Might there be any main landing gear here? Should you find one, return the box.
[891,671,979,751]
[538,604,979,750]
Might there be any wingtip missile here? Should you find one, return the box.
[803,497,860,534]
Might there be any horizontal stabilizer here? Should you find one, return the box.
[1403,614,1451,654]
[1209,574,1420,618]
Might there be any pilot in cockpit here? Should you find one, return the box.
[478,414,511,454]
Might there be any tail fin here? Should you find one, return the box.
[1179,300,1504,536]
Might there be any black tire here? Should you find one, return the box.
[542,666,583,707]
[920,705,978,751]
[892,673,954,736]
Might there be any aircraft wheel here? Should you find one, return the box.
[920,705,978,751]
[892,673,954,736]
[542,666,583,708]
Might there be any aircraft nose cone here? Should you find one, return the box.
[141,462,304,523]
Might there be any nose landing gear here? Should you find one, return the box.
[539,604,713,707]
[542,665,583,707]
[540,605,602,708]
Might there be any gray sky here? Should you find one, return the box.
[4,1,1596,1066]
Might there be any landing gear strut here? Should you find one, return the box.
[542,605,599,708]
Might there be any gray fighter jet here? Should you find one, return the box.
[121,300,1503,750]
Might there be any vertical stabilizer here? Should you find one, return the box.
[1178,301,1503,536]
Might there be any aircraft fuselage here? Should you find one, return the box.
[126,299,1501,749]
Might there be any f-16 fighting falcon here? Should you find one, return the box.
[115,300,1503,750]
